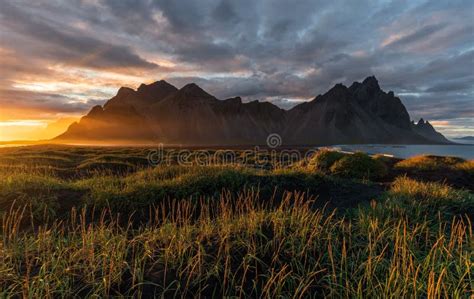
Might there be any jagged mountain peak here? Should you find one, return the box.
[103,87,139,110]
[87,105,104,118]
[362,75,380,89]
[104,80,177,110]
[116,86,135,95]
[349,76,381,95]
[136,79,178,102]
[244,99,283,111]
[415,118,435,130]
[223,97,242,105]
[137,80,177,94]
[55,76,450,145]
[181,82,204,92]
[322,83,350,100]
[177,83,214,99]
[139,79,172,88]
[112,86,136,99]
[333,83,348,90]
[412,118,448,143]
[417,118,426,125]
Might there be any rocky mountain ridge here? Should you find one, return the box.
[55,76,450,145]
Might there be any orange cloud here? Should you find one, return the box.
[430,120,451,127]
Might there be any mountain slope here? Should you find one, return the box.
[55,103,156,143]
[54,76,450,145]
[411,118,450,143]
[285,77,429,144]
[104,81,177,112]
[148,83,286,144]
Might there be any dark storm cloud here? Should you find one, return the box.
[426,80,473,93]
[0,0,473,134]
[212,1,239,24]
[404,93,474,121]
[0,1,157,70]
[0,88,105,114]
[377,50,474,94]
[383,23,448,49]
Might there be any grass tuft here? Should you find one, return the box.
[330,152,388,180]
[395,155,465,171]
[306,149,345,172]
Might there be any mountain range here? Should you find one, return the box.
[55,76,450,146]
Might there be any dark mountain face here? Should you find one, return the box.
[285,77,427,145]
[55,76,450,145]
[137,80,178,102]
[349,76,411,130]
[147,83,286,144]
[104,81,177,112]
[55,103,156,142]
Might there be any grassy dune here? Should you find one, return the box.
[0,145,472,297]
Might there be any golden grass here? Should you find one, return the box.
[0,146,472,297]
[395,155,465,171]
[330,152,388,180]
[1,190,472,298]
[455,160,474,174]
[306,149,345,172]
[0,193,472,298]
[390,176,464,201]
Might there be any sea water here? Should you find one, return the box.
[335,144,474,160]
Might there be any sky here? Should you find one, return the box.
[0,0,473,140]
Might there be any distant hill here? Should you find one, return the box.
[55,76,450,146]
[455,136,474,141]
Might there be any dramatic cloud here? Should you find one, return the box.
[0,2,158,70]
[0,0,472,137]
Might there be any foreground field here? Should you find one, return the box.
[0,145,473,297]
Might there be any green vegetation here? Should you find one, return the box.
[395,155,465,171]
[330,152,388,180]
[305,150,388,180]
[394,155,474,191]
[306,149,345,172]
[456,160,474,176]
[0,145,472,297]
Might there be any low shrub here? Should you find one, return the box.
[390,176,465,201]
[330,152,387,180]
[372,154,398,166]
[455,160,474,175]
[368,176,474,221]
[306,149,345,172]
[395,155,465,172]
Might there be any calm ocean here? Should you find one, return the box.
[335,144,474,160]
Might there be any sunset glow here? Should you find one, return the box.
[0,2,472,297]
[0,118,78,141]
[0,0,473,142]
